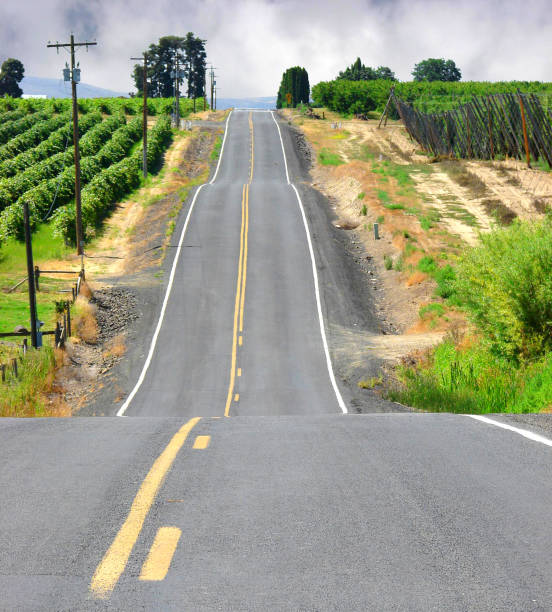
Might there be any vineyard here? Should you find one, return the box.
[311,80,552,116]
[0,97,201,248]
[391,91,552,166]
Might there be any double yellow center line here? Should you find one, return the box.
[224,112,254,417]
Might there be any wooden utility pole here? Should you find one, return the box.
[209,66,215,112]
[47,35,96,256]
[175,55,181,128]
[23,202,38,349]
[131,53,148,178]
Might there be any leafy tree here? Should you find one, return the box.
[276,67,309,108]
[337,58,396,82]
[412,58,461,82]
[0,58,25,98]
[132,34,206,98]
[374,66,396,81]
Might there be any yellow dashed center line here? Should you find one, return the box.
[193,435,211,450]
[139,527,182,582]
[90,417,201,599]
[224,114,254,417]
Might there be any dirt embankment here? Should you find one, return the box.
[45,125,222,412]
[283,108,552,377]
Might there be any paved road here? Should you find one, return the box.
[1,111,552,610]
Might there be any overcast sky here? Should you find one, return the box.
[1,0,551,97]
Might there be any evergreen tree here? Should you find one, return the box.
[0,58,24,98]
[132,34,206,98]
[276,66,309,108]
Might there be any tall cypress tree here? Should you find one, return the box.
[276,66,310,108]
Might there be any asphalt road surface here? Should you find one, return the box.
[1,111,552,611]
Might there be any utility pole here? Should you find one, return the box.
[214,86,217,111]
[203,69,207,111]
[23,202,38,349]
[171,55,185,128]
[131,52,148,178]
[47,35,96,257]
[209,65,217,112]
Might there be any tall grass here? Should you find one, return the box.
[0,345,59,416]
[392,216,552,413]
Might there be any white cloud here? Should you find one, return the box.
[1,0,551,97]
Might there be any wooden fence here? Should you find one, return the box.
[390,91,552,167]
[0,268,85,384]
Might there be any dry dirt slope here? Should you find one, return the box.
[283,108,552,372]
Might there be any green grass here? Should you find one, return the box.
[318,148,344,166]
[361,204,367,216]
[389,339,552,414]
[384,203,405,211]
[384,254,393,270]
[376,215,385,224]
[0,345,57,416]
[358,192,365,200]
[210,136,222,162]
[0,224,72,333]
[419,302,445,318]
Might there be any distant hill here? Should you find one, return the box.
[216,96,276,110]
[21,76,127,99]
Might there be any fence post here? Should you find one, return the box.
[518,93,531,168]
[1,364,5,383]
[72,286,76,302]
[12,358,18,378]
[34,266,40,291]
[66,302,71,337]
[22,338,27,355]
[487,97,495,160]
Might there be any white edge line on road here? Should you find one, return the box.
[117,111,233,416]
[468,415,552,447]
[209,110,233,184]
[271,110,348,415]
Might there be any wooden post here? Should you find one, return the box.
[23,338,27,355]
[66,302,71,337]
[465,107,472,158]
[23,201,38,349]
[487,97,494,160]
[12,358,18,378]
[1,364,5,383]
[518,93,532,168]
[378,88,395,129]
[34,265,40,291]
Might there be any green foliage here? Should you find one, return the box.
[361,204,367,216]
[0,58,25,98]
[311,80,552,116]
[132,34,206,98]
[417,255,438,275]
[384,254,393,270]
[0,115,141,240]
[277,66,310,108]
[454,217,552,360]
[412,58,461,82]
[0,111,101,179]
[419,302,445,318]
[337,58,396,82]
[0,111,49,146]
[53,115,172,242]
[358,192,365,199]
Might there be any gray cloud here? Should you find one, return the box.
[1,0,551,97]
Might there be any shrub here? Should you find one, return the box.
[454,217,552,360]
